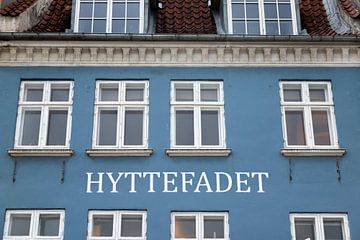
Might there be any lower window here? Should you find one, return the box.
[290,213,350,240]
[88,210,146,240]
[171,212,229,240]
[3,209,65,240]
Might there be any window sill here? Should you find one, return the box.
[166,148,232,157]
[8,149,74,157]
[86,148,153,157]
[281,148,346,157]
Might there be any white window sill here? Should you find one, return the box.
[281,148,346,157]
[86,148,153,157]
[8,149,74,157]
[166,148,232,157]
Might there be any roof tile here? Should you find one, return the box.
[0,0,37,16]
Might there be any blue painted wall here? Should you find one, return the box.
[0,67,359,239]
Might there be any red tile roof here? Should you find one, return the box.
[338,0,360,18]
[299,0,338,36]
[30,0,71,32]
[156,0,217,34]
[0,0,38,16]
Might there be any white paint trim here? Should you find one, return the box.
[0,41,359,66]
[166,148,232,157]
[86,148,153,156]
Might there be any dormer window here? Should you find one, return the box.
[228,0,298,35]
[74,0,144,33]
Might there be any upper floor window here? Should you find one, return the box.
[75,0,144,33]
[290,213,350,240]
[228,0,298,35]
[171,212,229,240]
[88,210,146,240]
[170,81,226,149]
[14,81,73,149]
[3,209,65,240]
[92,80,149,149]
[280,81,339,149]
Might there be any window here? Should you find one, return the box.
[280,81,340,150]
[3,210,65,240]
[88,210,146,240]
[92,81,149,149]
[75,0,144,33]
[170,81,226,149]
[171,212,229,240]
[290,213,350,240]
[14,81,73,149]
[228,0,298,35]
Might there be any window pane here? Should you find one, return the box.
[233,20,246,34]
[176,88,193,101]
[98,110,117,145]
[285,111,306,145]
[127,19,139,33]
[38,214,60,236]
[204,216,225,238]
[246,3,259,18]
[310,89,326,102]
[79,19,92,32]
[295,219,315,240]
[201,110,220,145]
[284,89,302,102]
[113,3,125,17]
[9,214,31,236]
[92,215,113,237]
[94,3,107,18]
[280,20,293,35]
[264,3,277,18]
[47,110,68,145]
[93,19,106,33]
[232,3,245,18]
[112,19,125,33]
[80,3,93,18]
[124,110,143,145]
[121,215,143,237]
[201,88,218,102]
[279,3,291,18]
[176,110,194,145]
[324,220,344,240]
[247,20,260,34]
[21,110,41,146]
[51,88,69,101]
[100,87,118,101]
[126,88,144,101]
[25,88,43,101]
[127,3,139,18]
[266,20,279,35]
[312,110,331,145]
[175,216,196,238]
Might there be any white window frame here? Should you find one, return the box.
[227,0,298,35]
[170,81,226,149]
[290,213,351,240]
[280,81,339,149]
[74,0,144,33]
[3,209,65,240]
[92,80,149,149]
[87,210,147,240]
[14,81,73,149]
[171,212,229,240]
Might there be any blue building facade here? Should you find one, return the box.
[0,38,359,239]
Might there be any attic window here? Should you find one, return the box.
[228,0,298,35]
[75,0,144,33]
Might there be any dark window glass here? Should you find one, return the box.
[312,110,331,145]
[233,21,246,34]
[112,20,125,33]
[121,215,143,237]
[80,3,93,18]
[9,214,31,236]
[21,110,41,146]
[112,3,125,18]
[309,89,326,102]
[93,19,107,33]
[175,216,196,238]
[46,110,68,145]
[176,110,194,145]
[232,3,245,18]
[324,220,344,240]
[127,3,139,18]
[94,3,107,18]
[201,110,220,145]
[266,20,279,34]
[204,216,224,238]
[280,20,293,34]
[279,3,291,18]
[51,88,69,101]
[284,89,302,102]
[92,215,113,237]
[201,88,218,102]
[246,3,259,18]
[264,3,277,18]
[100,87,118,101]
[79,19,92,32]
[25,88,43,101]
[124,110,143,145]
[98,110,117,145]
[176,88,193,101]
[295,219,315,240]
[127,19,139,33]
[126,88,144,101]
[285,111,306,145]
[38,214,60,236]
[247,20,260,34]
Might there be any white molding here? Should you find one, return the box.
[86,148,153,156]
[166,148,232,157]
[8,148,74,156]
[281,148,346,156]
[0,41,359,66]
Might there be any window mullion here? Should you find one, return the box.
[107,0,112,33]
[40,105,49,147]
[259,0,266,35]
[118,105,123,148]
[195,106,200,148]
